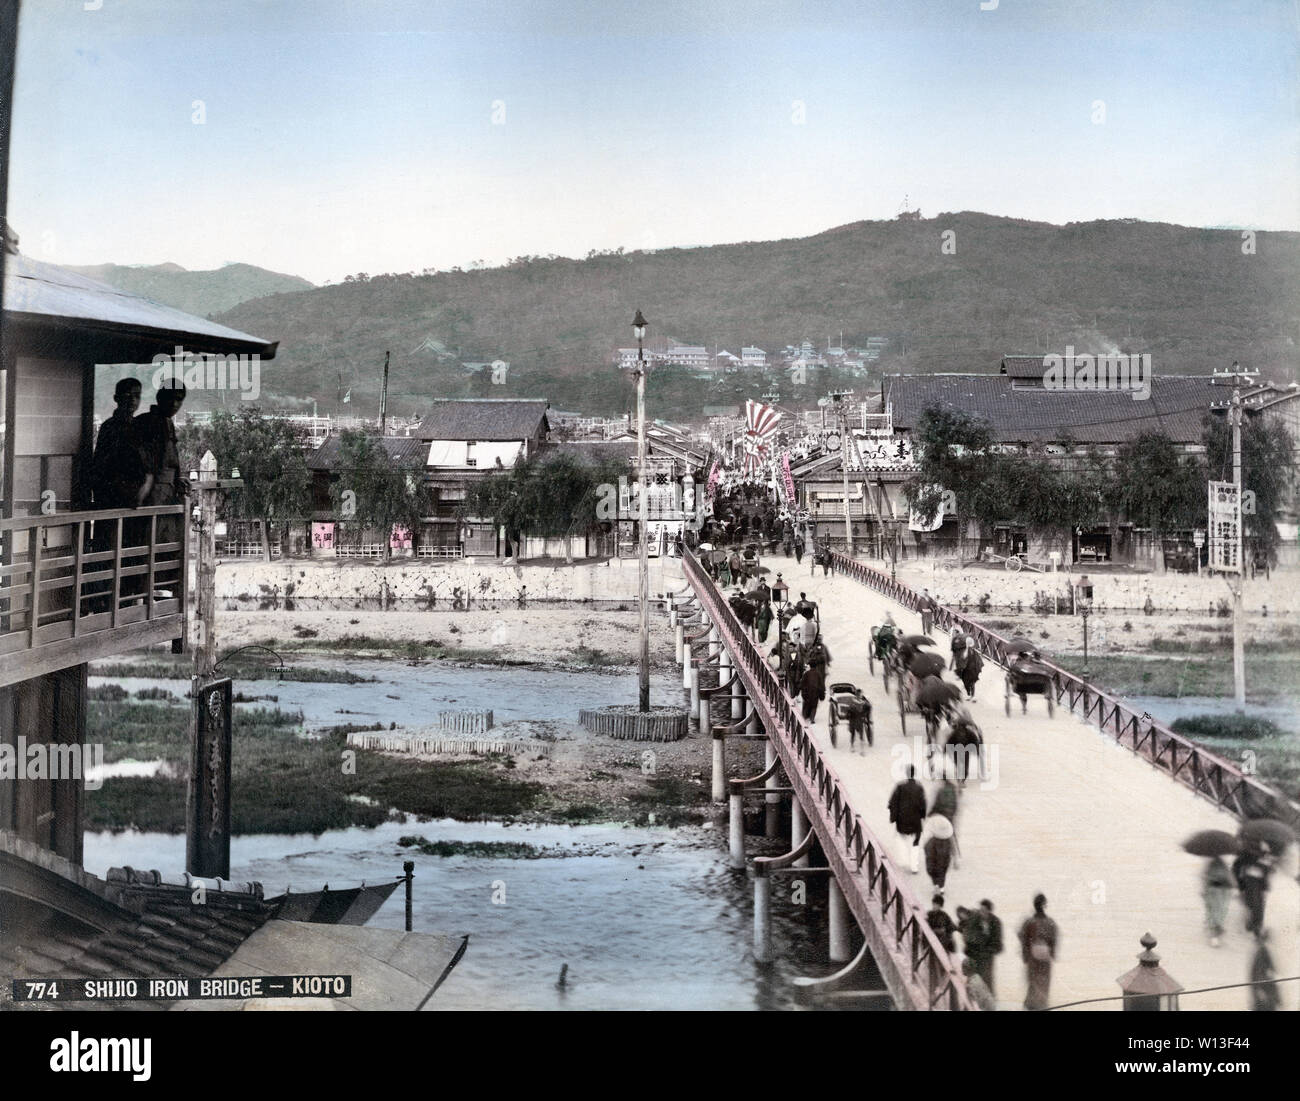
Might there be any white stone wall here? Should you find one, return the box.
[217,555,687,604]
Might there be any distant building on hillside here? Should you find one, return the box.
[741,346,767,368]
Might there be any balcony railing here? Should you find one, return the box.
[0,506,187,688]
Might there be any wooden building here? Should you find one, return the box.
[1,249,275,864]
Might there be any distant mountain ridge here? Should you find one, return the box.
[66,261,314,318]
[131,212,1300,420]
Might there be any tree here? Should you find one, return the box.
[468,452,626,563]
[328,430,430,562]
[182,408,312,561]
[1113,432,1204,569]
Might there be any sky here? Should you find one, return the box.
[8,0,1299,285]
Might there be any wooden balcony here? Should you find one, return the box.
[0,506,188,689]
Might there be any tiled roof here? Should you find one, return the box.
[887,374,1218,445]
[0,846,274,1011]
[306,432,429,471]
[416,399,550,441]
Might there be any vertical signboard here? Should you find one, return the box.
[781,451,796,504]
[188,677,233,878]
[1207,481,1240,573]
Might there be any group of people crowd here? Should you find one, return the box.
[89,377,191,602]
[701,479,1288,1013]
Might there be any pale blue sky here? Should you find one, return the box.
[9,0,1298,284]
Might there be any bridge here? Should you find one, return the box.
[672,547,1300,1011]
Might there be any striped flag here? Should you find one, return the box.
[741,399,781,474]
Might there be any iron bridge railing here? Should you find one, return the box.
[682,547,971,1011]
[828,550,1300,832]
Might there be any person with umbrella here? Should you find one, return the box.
[1019,893,1059,1011]
[945,708,984,786]
[924,814,955,891]
[1202,855,1234,947]
[1232,845,1276,937]
[888,765,928,874]
[1182,828,1241,947]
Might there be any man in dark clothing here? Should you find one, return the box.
[135,382,190,591]
[1233,849,1274,936]
[978,899,1004,994]
[926,893,956,953]
[93,378,152,510]
[91,378,153,605]
[799,663,824,723]
[919,588,937,635]
[887,765,927,873]
[1250,930,1280,1011]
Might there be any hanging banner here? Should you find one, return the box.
[781,451,796,503]
[705,458,721,499]
[908,484,947,532]
[390,524,412,550]
[311,522,336,550]
[1208,480,1241,573]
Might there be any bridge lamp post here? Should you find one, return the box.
[633,310,650,712]
[1078,581,1094,678]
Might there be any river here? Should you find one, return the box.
[86,661,843,1010]
[84,820,835,1011]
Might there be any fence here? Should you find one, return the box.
[0,505,187,689]
[829,550,1300,831]
[682,547,971,1011]
[346,732,535,757]
[435,709,494,735]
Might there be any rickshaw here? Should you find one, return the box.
[1004,641,1056,717]
[897,651,961,744]
[827,682,873,750]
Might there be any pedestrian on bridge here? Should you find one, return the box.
[1019,894,1059,1010]
[926,893,957,953]
[919,588,937,636]
[1202,854,1233,947]
[979,900,1004,994]
[1233,848,1275,937]
[887,766,927,874]
[924,815,955,891]
[799,662,825,723]
[962,957,996,1011]
[755,600,773,644]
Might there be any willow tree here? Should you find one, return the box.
[183,407,312,560]
[328,430,429,561]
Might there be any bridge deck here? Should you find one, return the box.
[771,561,1298,1011]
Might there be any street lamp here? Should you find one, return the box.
[1077,575,1094,677]
[633,310,650,712]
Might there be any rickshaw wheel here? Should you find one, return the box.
[1004,677,1012,717]
[897,688,907,735]
[1046,694,1055,718]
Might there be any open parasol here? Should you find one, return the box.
[901,635,936,648]
[1181,830,1240,857]
[1238,818,1296,854]
[908,652,948,678]
[697,542,714,552]
[915,675,961,709]
[1006,635,1036,654]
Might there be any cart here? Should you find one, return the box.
[981,549,1047,573]
[827,682,873,750]
[897,669,961,745]
[1005,655,1056,717]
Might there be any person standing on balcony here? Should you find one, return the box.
[92,377,152,510]
[91,377,152,604]
[136,381,190,587]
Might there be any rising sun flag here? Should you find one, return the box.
[741,399,782,475]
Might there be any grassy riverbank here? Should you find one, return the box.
[1050,651,1300,703]
[83,695,719,834]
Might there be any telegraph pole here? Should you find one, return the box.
[828,390,856,556]
[1211,361,1258,708]
[633,311,650,712]
[379,350,390,435]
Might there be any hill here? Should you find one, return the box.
[206,212,1299,421]
[68,261,314,318]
